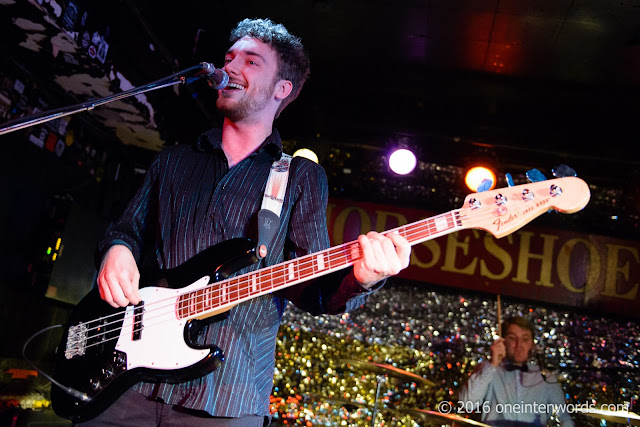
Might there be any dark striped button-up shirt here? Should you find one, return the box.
[97,128,376,417]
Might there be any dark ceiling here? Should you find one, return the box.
[2,0,640,236]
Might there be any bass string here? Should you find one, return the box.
[71,195,545,346]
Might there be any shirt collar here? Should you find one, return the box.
[504,362,529,372]
[195,128,283,160]
[501,361,538,372]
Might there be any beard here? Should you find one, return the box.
[217,81,274,122]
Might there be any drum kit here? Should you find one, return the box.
[303,295,640,426]
[339,359,489,427]
[332,359,640,427]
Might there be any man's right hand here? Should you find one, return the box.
[490,337,506,366]
[97,245,141,308]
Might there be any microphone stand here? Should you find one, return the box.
[0,63,214,136]
[371,374,387,427]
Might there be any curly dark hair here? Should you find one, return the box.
[230,18,310,117]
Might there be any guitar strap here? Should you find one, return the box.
[256,153,292,259]
[162,155,293,334]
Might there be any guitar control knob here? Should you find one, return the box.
[102,365,115,379]
[90,377,102,390]
[114,352,126,366]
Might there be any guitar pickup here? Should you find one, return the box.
[132,301,144,341]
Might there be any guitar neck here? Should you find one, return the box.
[177,210,462,320]
[176,176,592,320]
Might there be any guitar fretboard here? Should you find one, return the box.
[177,210,462,319]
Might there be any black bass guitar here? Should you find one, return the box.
[51,177,590,421]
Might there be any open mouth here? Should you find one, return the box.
[226,82,245,90]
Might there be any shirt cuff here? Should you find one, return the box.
[348,270,387,294]
[326,270,386,314]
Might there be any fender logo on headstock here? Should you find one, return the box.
[492,196,553,232]
[493,213,519,231]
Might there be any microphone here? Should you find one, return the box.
[201,62,229,90]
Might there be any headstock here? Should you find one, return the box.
[459,177,591,238]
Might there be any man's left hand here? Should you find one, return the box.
[353,231,411,288]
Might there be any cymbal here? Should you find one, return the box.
[305,394,402,415]
[574,408,640,426]
[342,359,435,386]
[400,408,490,426]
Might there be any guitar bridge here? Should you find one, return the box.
[65,323,88,359]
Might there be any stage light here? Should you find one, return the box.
[465,166,496,192]
[389,148,417,175]
[293,148,319,164]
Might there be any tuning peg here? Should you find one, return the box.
[552,164,577,178]
[477,179,493,192]
[526,169,547,183]
[505,173,515,187]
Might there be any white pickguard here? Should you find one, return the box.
[115,276,212,370]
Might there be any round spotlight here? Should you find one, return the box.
[389,149,417,175]
[465,166,496,192]
[293,148,319,164]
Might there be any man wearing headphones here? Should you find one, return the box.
[459,316,574,426]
